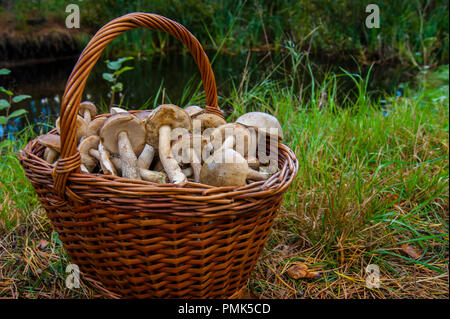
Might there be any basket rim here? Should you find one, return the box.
[19,129,298,217]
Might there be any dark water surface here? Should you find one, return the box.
[0,51,414,138]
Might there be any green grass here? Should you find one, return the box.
[0,58,448,298]
[5,0,449,66]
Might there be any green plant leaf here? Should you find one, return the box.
[7,109,27,119]
[106,60,122,71]
[0,116,7,125]
[0,68,11,76]
[106,57,134,70]
[111,82,123,92]
[102,72,115,82]
[117,57,134,64]
[12,95,31,103]
[114,66,134,77]
[0,86,13,96]
[0,99,11,110]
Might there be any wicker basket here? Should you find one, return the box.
[18,12,298,299]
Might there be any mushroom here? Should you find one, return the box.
[135,110,153,122]
[199,148,269,187]
[191,112,226,134]
[110,107,128,115]
[170,134,209,182]
[137,144,155,170]
[100,113,146,180]
[78,134,116,175]
[209,123,251,158]
[145,104,192,184]
[137,168,166,183]
[108,154,166,183]
[236,111,283,141]
[86,115,107,137]
[79,101,97,123]
[182,166,194,178]
[78,135,100,172]
[236,112,283,170]
[79,137,164,182]
[184,105,204,117]
[246,155,260,170]
[97,142,117,176]
[56,115,87,143]
[38,134,60,164]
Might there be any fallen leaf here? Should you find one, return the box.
[38,239,49,250]
[401,244,421,260]
[286,262,320,280]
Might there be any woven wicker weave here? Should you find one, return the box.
[18,12,298,299]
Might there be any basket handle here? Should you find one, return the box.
[54,12,220,198]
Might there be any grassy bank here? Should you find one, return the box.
[1,1,448,66]
[0,53,448,297]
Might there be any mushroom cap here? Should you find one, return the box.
[100,113,146,155]
[56,115,87,141]
[38,134,61,152]
[145,104,192,148]
[171,134,209,165]
[184,105,204,117]
[210,123,251,156]
[110,107,128,115]
[79,101,98,118]
[192,113,226,132]
[86,115,107,137]
[200,149,248,187]
[135,110,153,121]
[79,135,100,172]
[236,112,283,140]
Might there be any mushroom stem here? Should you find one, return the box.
[247,168,269,181]
[98,142,117,175]
[218,135,235,152]
[45,148,58,164]
[158,125,187,184]
[83,109,91,123]
[137,144,155,169]
[117,131,141,180]
[139,169,167,183]
[80,164,90,174]
[106,155,165,183]
[246,156,260,169]
[190,150,202,183]
[182,166,193,177]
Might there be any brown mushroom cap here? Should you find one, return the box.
[100,113,146,155]
[200,148,248,187]
[236,111,283,140]
[79,135,100,172]
[38,134,61,152]
[56,115,87,142]
[145,104,192,148]
[110,107,128,115]
[192,113,226,132]
[86,115,107,137]
[184,105,204,117]
[135,110,153,122]
[79,101,97,118]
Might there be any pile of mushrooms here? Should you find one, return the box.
[38,101,284,187]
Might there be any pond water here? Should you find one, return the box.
[0,51,414,138]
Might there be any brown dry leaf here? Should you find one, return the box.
[286,262,319,280]
[38,239,49,250]
[401,243,421,260]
